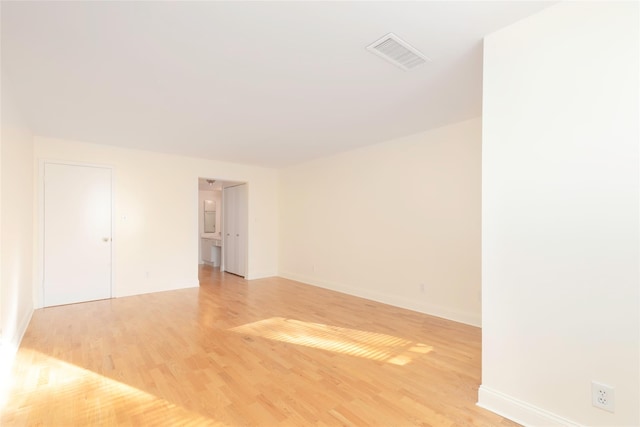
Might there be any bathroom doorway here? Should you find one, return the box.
[198,178,223,274]
[197,178,248,281]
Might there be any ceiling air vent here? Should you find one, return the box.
[366,33,429,71]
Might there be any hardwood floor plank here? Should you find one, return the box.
[1,265,519,426]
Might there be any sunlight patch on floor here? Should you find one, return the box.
[1,348,225,426]
[230,317,433,365]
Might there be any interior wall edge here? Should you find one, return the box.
[0,307,33,404]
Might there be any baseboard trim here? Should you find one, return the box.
[246,270,279,281]
[477,385,581,427]
[115,280,200,298]
[279,271,480,327]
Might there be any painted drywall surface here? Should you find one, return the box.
[481,2,639,425]
[34,137,278,302]
[0,73,34,372]
[279,117,482,326]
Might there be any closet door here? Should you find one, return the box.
[235,184,247,277]
[223,184,247,277]
[224,186,237,274]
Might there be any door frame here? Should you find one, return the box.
[37,160,115,308]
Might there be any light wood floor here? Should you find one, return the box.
[1,266,519,426]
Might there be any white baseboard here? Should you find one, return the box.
[115,280,200,298]
[477,386,581,427]
[246,270,279,281]
[279,271,481,327]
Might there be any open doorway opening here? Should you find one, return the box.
[198,178,222,273]
[197,178,248,284]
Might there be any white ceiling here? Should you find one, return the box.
[2,1,553,168]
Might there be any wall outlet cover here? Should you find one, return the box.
[591,381,614,413]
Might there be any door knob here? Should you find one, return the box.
[102,237,111,242]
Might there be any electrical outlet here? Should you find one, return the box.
[420,283,425,293]
[592,381,615,413]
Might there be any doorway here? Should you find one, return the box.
[42,162,112,307]
[197,178,248,279]
[198,178,222,271]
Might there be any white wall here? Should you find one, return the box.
[0,73,34,379]
[279,117,482,326]
[480,2,639,426]
[34,137,279,302]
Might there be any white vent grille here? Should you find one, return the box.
[366,33,429,71]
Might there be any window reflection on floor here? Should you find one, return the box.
[230,317,433,366]
[1,347,224,426]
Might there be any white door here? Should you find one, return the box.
[223,184,247,277]
[43,163,112,306]
[224,186,237,273]
[236,184,247,276]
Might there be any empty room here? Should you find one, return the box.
[1,1,638,426]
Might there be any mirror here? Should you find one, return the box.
[204,200,216,233]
